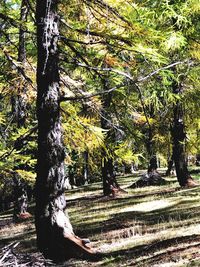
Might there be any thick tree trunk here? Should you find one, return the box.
[35,1,94,261]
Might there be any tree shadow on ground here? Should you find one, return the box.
[101,234,200,266]
[74,186,200,238]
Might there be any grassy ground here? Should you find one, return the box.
[1,170,200,266]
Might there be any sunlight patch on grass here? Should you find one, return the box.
[119,199,182,213]
[98,221,200,256]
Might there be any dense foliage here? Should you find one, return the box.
[0,0,200,200]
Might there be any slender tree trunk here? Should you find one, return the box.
[35,1,94,260]
[101,91,119,196]
[172,85,191,186]
[13,172,30,220]
[146,127,158,173]
[102,157,119,195]
[82,150,89,184]
[12,0,28,127]
[166,153,174,176]
[68,150,78,187]
[130,122,166,188]
[12,0,30,220]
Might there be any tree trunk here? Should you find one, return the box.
[146,127,158,173]
[101,91,119,196]
[166,154,174,176]
[172,85,191,186]
[130,124,166,188]
[68,150,78,187]
[13,172,31,221]
[148,155,158,173]
[82,150,89,185]
[102,157,119,196]
[12,0,30,220]
[35,1,94,261]
[11,0,28,128]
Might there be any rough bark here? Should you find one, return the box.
[35,1,95,261]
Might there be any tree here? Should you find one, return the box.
[35,0,94,261]
[101,90,120,196]
[171,79,198,187]
[12,0,31,221]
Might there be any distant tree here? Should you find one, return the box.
[171,80,197,187]
[101,86,120,196]
[12,0,31,221]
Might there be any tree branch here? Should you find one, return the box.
[0,125,37,161]
[0,45,35,88]
[60,19,132,46]
[59,82,125,102]
[137,60,188,82]
[75,60,189,83]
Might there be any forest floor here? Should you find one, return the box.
[1,169,200,266]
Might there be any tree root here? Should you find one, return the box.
[14,212,32,222]
[110,186,128,198]
[49,232,101,262]
[183,177,199,188]
[63,233,96,255]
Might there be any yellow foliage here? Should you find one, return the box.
[189,42,200,60]
[188,0,200,13]
[104,54,121,67]
[15,170,36,184]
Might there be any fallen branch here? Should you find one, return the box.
[0,242,54,266]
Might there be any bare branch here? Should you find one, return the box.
[59,82,125,102]
[137,60,188,82]
[76,60,189,83]
[60,36,106,45]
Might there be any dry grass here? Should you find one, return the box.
[1,171,200,266]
